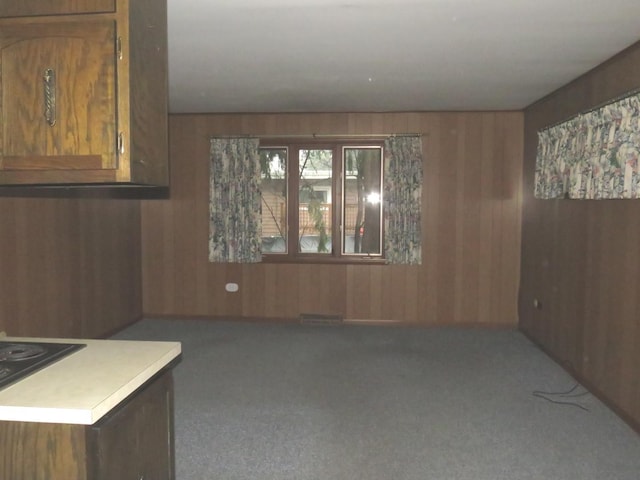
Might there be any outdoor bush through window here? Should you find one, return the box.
[260,140,384,261]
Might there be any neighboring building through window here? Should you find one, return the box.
[260,140,384,261]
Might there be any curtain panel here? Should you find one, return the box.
[383,136,423,265]
[209,138,262,263]
[535,92,640,199]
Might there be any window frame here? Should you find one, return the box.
[260,138,386,264]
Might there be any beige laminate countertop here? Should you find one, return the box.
[0,336,181,425]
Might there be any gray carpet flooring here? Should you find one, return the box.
[113,319,640,480]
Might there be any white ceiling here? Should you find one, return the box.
[166,0,640,114]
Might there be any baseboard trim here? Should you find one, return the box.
[141,314,516,330]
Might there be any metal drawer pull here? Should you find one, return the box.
[43,68,56,127]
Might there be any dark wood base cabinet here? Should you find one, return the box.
[0,371,175,480]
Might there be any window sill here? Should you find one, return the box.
[260,255,386,265]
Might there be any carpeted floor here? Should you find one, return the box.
[113,318,640,480]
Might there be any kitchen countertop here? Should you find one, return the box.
[0,336,181,425]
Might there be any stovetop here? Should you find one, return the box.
[0,341,86,391]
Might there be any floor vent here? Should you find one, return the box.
[299,313,344,326]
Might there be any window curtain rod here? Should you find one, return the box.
[541,86,640,132]
[210,133,423,140]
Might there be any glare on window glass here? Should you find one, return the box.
[343,147,382,255]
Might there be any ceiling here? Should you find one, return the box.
[166,0,640,114]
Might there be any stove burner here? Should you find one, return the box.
[0,341,85,391]
[0,343,47,361]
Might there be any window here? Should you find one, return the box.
[260,140,384,261]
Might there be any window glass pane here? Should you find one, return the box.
[260,148,287,253]
[299,149,332,253]
[343,147,382,255]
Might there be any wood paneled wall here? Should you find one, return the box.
[520,41,640,427]
[0,197,142,338]
[142,111,523,326]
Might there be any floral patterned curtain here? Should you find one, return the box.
[209,138,262,263]
[535,92,640,199]
[383,136,423,264]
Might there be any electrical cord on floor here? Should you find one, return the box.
[532,382,591,412]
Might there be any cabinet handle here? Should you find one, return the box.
[118,132,125,155]
[43,68,56,127]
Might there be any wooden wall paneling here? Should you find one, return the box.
[367,264,384,320]
[345,265,372,320]
[265,264,301,319]
[140,199,172,314]
[0,195,142,338]
[297,264,347,316]
[433,114,460,323]
[46,200,74,336]
[477,114,496,324]
[580,203,601,377]
[520,40,640,428]
[378,265,403,321]
[384,265,420,323]
[170,117,200,315]
[82,200,142,337]
[487,115,504,326]
[83,203,105,335]
[75,200,93,336]
[402,265,420,323]
[143,112,523,327]
[241,264,266,318]
[610,209,637,411]
[265,263,290,319]
[496,113,523,325]
[602,203,633,396]
[550,201,584,370]
[617,207,640,416]
[459,113,482,324]
[204,262,225,317]
[451,114,466,323]
[191,117,215,315]
[1,200,24,330]
[420,114,439,325]
[219,263,243,317]
[87,201,105,333]
[0,200,16,329]
[587,203,626,398]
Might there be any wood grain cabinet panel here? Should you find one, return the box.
[0,372,175,480]
[0,0,115,17]
[89,371,175,480]
[0,0,168,186]
[0,21,117,172]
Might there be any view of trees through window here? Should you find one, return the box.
[260,142,383,260]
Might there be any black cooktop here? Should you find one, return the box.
[0,341,86,391]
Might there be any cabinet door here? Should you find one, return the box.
[0,21,117,182]
[89,372,175,480]
[0,421,89,480]
[0,0,115,18]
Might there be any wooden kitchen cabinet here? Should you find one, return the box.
[0,0,115,17]
[88,370,175,480]
[0,0,169,186]
[0,371,175,480]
